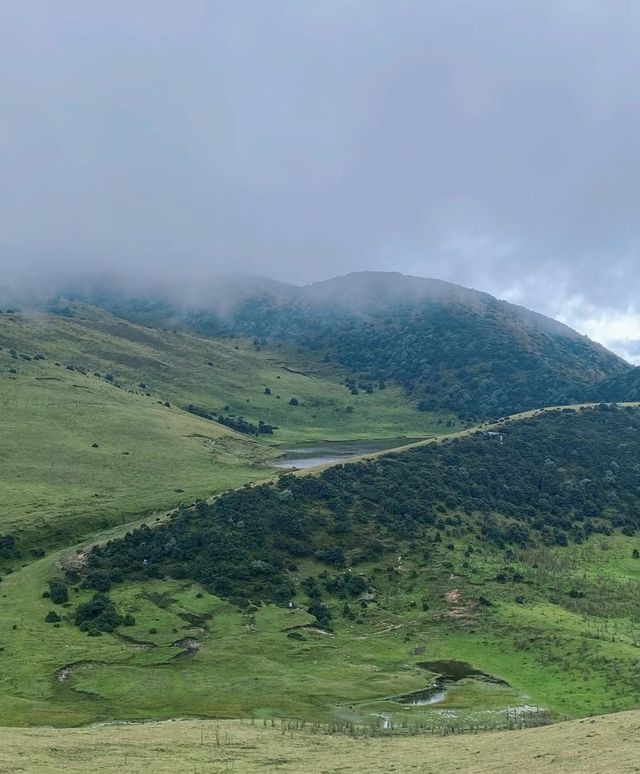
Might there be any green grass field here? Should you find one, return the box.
[0,306,452,549]
[0,364,277,550]
[3,513,640,729]
[0,305,455,445]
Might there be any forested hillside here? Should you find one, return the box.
[598,368,640,402]
[81,404,640,625]
[66,272,631,420]
[223,294,626,419]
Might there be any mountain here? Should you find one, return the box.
[61,271,632,420]
[2,284,640,731]
[226,272,632,419]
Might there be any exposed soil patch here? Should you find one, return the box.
[305,626,333,636]
[443,602,480,621]
[56,550,88,573]
[282,623,333,637]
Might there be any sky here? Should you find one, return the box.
[1,1,639,362]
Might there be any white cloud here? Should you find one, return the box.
[557,299,640,364]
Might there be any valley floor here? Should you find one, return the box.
[1,710,639,773]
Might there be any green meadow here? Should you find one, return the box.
[0,306,455,445]
[0,306,452,549]
[2,514,640,728]
[0,365,276,551]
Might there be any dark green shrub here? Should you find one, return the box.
[74,594,122,633]
[48,581,69,604]
[88,569,112,592]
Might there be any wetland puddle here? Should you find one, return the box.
[394,660,510,706]
[271,437,425,469]
[351,659,547,729]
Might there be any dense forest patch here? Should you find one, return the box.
[223,299,628,419]
[81,405,640,627]
[598,368,640,403]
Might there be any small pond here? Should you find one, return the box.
[271,437,424,469]
[338,659,548,730]
[395,660,509,706]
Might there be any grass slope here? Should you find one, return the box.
[0,364,275,551]
[5,404,635,727]
[0,710,639,772]
[76,271,632,420]
[27,534,640,725]
[0,305,454,444]
[3,429,640,727]
[3,299,639,770]
[0,305,452,547]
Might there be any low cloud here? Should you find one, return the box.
[1,1,639,359]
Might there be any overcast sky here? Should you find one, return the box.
[2,1,639,361]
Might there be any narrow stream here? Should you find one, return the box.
[271,437,425,469]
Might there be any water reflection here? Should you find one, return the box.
[271,437,424,469]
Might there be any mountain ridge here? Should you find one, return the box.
[6,269,623,347]
[302,271,584,341]
[5,271,633,419]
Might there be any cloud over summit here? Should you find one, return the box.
[1,1,639,359]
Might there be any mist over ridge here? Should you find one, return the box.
[3,2,640,359]
[1,267,634,365]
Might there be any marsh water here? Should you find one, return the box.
[395,660,509,706]
[271,437,424,469]
[361,659,546,730]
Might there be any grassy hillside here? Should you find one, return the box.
[1,709,639,773]
[0,305,454,444]
[0,363,276,552]
[3,406,640,729]
[5,532,640,727]
[0,306,452,550]
[2,296,639,762]
[89,404,640,604]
